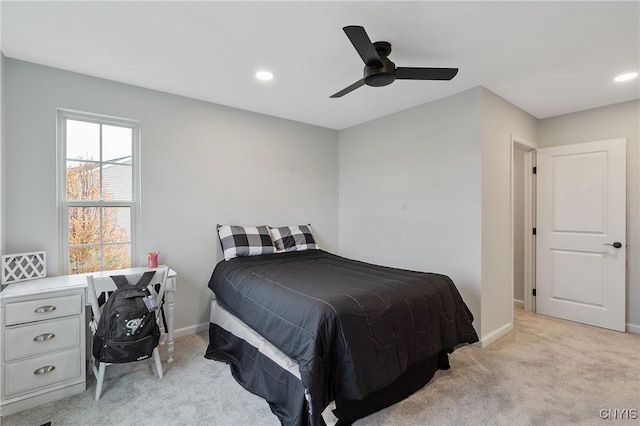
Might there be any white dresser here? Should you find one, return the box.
[0,277,87,417]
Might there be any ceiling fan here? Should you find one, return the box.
[331,25,459,98]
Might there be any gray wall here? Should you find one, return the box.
[539,100,640,331]
[338,87,540,344]
[0,53,4,254]
[3,58,339,334]
[339,88,484,336]
[480,88,538,339]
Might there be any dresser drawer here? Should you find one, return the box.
[4,348,81,397]
[5,295,82,325]
[4,317,81,361]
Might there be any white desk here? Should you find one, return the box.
[80,265,178,362]
[0,266,177,416]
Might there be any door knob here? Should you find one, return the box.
[603,242,622,249]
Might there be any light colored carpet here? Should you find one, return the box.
[3,308,639,425]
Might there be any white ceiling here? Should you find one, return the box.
[2,1,639,130]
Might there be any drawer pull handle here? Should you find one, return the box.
[34,305,57,314]
[33,365,56,375]
[33,333,56,342]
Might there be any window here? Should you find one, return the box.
[58,110,139,274]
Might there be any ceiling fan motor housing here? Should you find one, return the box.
[364,41,396,87]
[365,58,396,87]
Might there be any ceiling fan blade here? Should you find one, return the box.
[343,26,382,67]
[330,79,366,98]
[396,67,459,80]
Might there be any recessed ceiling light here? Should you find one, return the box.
[256,71,274,81]
[614,72,638,82]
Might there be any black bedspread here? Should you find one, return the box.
[208,250,478,424]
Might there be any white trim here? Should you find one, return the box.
[134,125,142,267]
[479,322,514,347]
[626,323,640,334]
[510,133,538,322]
[173,322,209,339]
[523,150,536,313]
[513,299,524,309]
[512,134,537,151]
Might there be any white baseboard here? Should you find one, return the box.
[174,320,639,343]
[174,322,209,339]
[626,323,640,334]
[513,299,524,309]
[479,322,514,347]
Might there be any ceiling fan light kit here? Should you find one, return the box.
[331,25,459,98]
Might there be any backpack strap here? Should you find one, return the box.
[110,275,131,289]
[110,270,156,290]
[134,271,157,290]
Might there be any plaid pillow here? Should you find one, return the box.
[269,225,319,253]
[217,225,276,261]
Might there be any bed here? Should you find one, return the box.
[204,246,478,425]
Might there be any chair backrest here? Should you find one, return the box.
[87,267,169,324]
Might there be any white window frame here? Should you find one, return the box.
[57,109,141,274]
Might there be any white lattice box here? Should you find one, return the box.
[2,251,47,284]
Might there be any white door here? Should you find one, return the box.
[536,138,626,332]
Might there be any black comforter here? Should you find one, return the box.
[208,250,478,424]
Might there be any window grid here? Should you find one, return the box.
[58,110,139,275]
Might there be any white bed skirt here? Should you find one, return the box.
[210,299,301,379]
[209,299,337,425]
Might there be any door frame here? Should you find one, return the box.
[510,134,538,316]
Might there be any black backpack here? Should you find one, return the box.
[92,271,161,364]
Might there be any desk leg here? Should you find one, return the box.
[166,284,175,363]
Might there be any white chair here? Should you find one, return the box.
[86,267,168,400]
